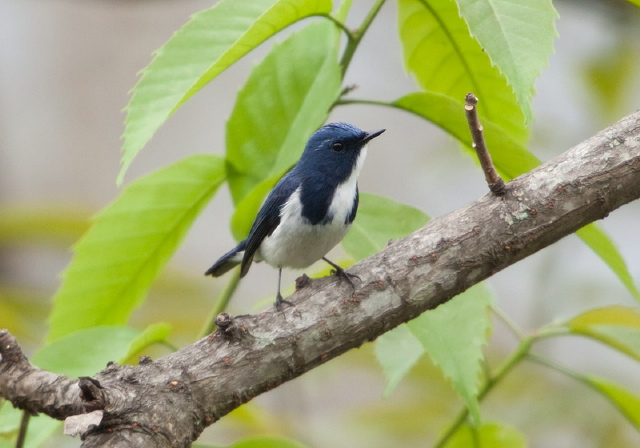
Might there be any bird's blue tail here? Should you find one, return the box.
[204,240,247,277]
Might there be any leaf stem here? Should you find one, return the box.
[199,268,242,338]
[336,98,396,108]
[526,353,584,383]
[491,304,527,340]
[339,0,387,77]
[318,13,356,42]
[432,336,533,448]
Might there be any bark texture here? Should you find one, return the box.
[1,110,639,447]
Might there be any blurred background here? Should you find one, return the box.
[1,0,640,446]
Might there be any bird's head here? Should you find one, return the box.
[298,122,385,181]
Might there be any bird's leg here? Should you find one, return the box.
[274,267,294,310]
[322,257,360,293]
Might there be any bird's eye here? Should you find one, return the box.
[332,142,344,152]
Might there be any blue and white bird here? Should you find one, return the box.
[205,122,385,308]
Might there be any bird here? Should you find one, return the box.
[205,122,385,308]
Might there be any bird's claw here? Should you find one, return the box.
[331,266,360,292]
[275,293,294,311]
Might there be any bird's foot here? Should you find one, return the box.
[330,265,361,293]
[322,257,360,294]
[275,293,294,311]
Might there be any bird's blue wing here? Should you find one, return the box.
[240,174,299,277]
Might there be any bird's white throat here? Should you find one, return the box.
[328,144,367,224]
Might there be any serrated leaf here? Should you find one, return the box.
[226,21,341,240]
[454,0,558,123]
[394,92,540,179]
[120,0,333,184]
[226,21,341,205]
[566,306,640,362]
[407,283,494,425]
[48,155,225,341]
[583,375,640,431]
[226,23,340,203]
[375,324,426,397]
[576,224,640,301]
[444,421,527,448]
[343,193,429,261]
[397,0,527,144]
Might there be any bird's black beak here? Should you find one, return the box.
[361,128,385,143]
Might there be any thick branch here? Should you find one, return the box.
[1,110,639,447]
[0,330,86,419]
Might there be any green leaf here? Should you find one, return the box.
[566,306,640,362]
[375,324,426,397]
[0,409,59,448]
[397,0,527,144]
[48,155,225,341]
[231,172,284,241]
[224,435,309,448]
[226,21,341,205]
[407,283,494,425]
[0,404,20,435]
[394,92,540,179]
[453,0,558,123]
[33,324,168,377]
[444,421,527,448]
[335,0,355,21]
[583,375,640,431]
[119,0,333,184]
[342,193,429,261]
[125,321,172,360]
[576,224,640,301]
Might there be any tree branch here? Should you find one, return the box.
[464,92,507,195]
[1,110,640,447]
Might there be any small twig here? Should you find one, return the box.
[340,84,358,97]
[338,0,387,76]
[16,411,30,448]
[464,93,506,196]
[491,305,527,340]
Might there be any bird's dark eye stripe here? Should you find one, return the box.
[332,142,344,151]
